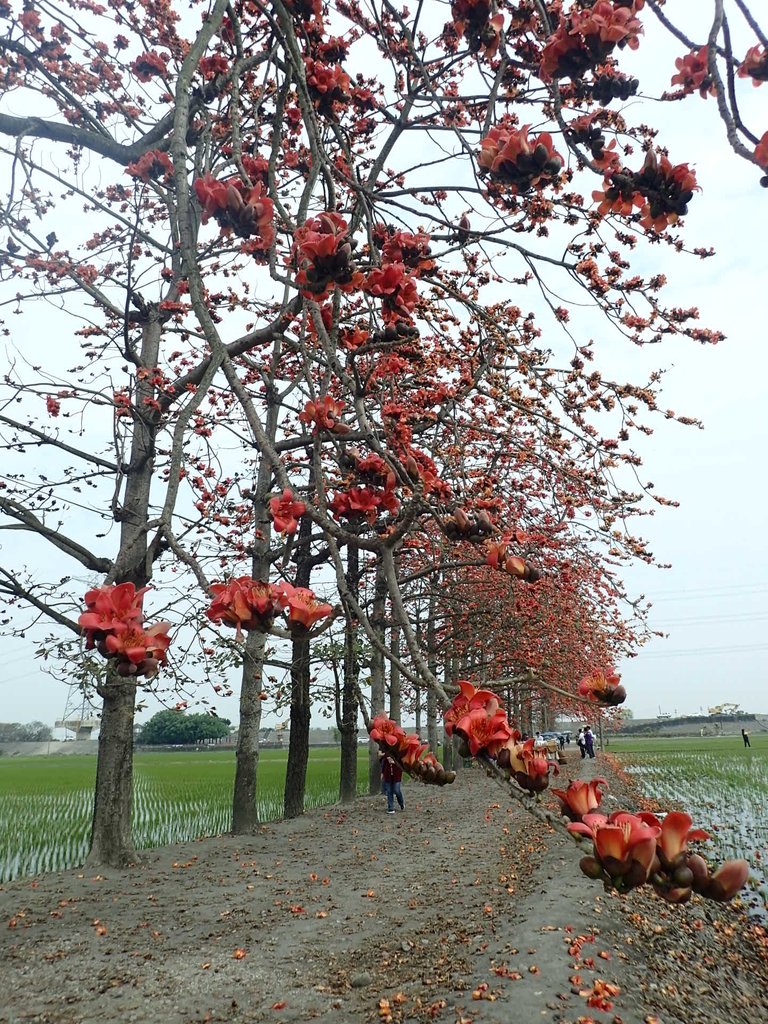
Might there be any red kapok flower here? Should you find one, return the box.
[478,122,564,193]
[444,680,504,737]
[738,45,768,87]
[569,1,643,51]
[292,213,360,300]
[578,667,626,706]
[132,51,168,83]
[193,176,275,247]
[104,620,171,668]
[637,810,710,868]
[552,777,609,821]
[452,696,513,757]
[499,737,557,794]
[365,263,419,322]
[206,578,285,637]
[369,714,405,747]
[126,150,174,183]
[569,811,660,890]
[671,46,714,98]
[79,582,147,647]
[299,395,346,433]
[78,583,169,678]
[280,584,333,631]
[755,131,768,169]
[699,858,750,902]
[305,58,352,113]
[269,489,306,536]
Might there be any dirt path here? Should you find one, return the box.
[1,754,766,1024]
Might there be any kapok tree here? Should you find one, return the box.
[1,0,765,875]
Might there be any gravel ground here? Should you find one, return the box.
[1,752,766,1024]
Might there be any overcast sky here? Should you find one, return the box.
[2,2,767,730]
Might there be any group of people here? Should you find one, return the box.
[577,726,596,759]
[379,723,600,814]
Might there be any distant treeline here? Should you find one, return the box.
[0,721,53,743]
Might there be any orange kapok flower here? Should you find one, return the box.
[444,679,504,737]
[280,584,333,631]
[569,811,660,890]
[578,666,626,706]
[79,582,147,644]
[453,697,513,758]
[104,620,171,675]
[700,858,750,902]
[552,777,608,821]
[637,810,710,868]
[269,488,306,535]
[206,577,285,637]
[501,737,557,794]
[78,583,170,678]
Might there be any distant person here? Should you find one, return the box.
[584,726,596,759]
[577,728,587,759]
[558,733,565,750]
[381,754,404,814]
[742,728,751,748]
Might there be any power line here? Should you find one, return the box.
[637,642,768,659]
[658,612,768,627]
[641,582,768,602]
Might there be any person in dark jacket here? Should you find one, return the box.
[381,754,405,813]
[584,726,596,759]
[742,728,751,748]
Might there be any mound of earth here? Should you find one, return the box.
[1,754,766,1024]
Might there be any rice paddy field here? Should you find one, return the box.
[0,747,370,883]
[608,733,768,915]
[2,735,767,912]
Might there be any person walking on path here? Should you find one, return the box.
[577,728,587,759]
[381,754,405,813]
[742,728,751,748]
[584,726,596,759]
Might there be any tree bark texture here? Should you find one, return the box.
[231,383,278,832]
[388,623,401,724]
[86,674,138,867]
[367,560,387,795]
[339,543,360,804]
[232,628,267,833]
[284,630,311,818]
[89,315,160,866]
[283,504,315,819]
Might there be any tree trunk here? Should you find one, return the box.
[426,591,439,754]
[339,543,359,804]
[368,560,387,795]
[88,314,160,866]
[389,622,401,724]
[232,628,267,833]
[283,500,315,819]
[86,673,138,867]
[231,382,277,832]
[284,631,311,818]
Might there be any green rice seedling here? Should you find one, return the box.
[0,748,371,882]
[616,745,768,916]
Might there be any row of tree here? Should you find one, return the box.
[0,0,764,868]
[0,722,53,743]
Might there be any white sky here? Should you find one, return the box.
[2,1,767,730]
